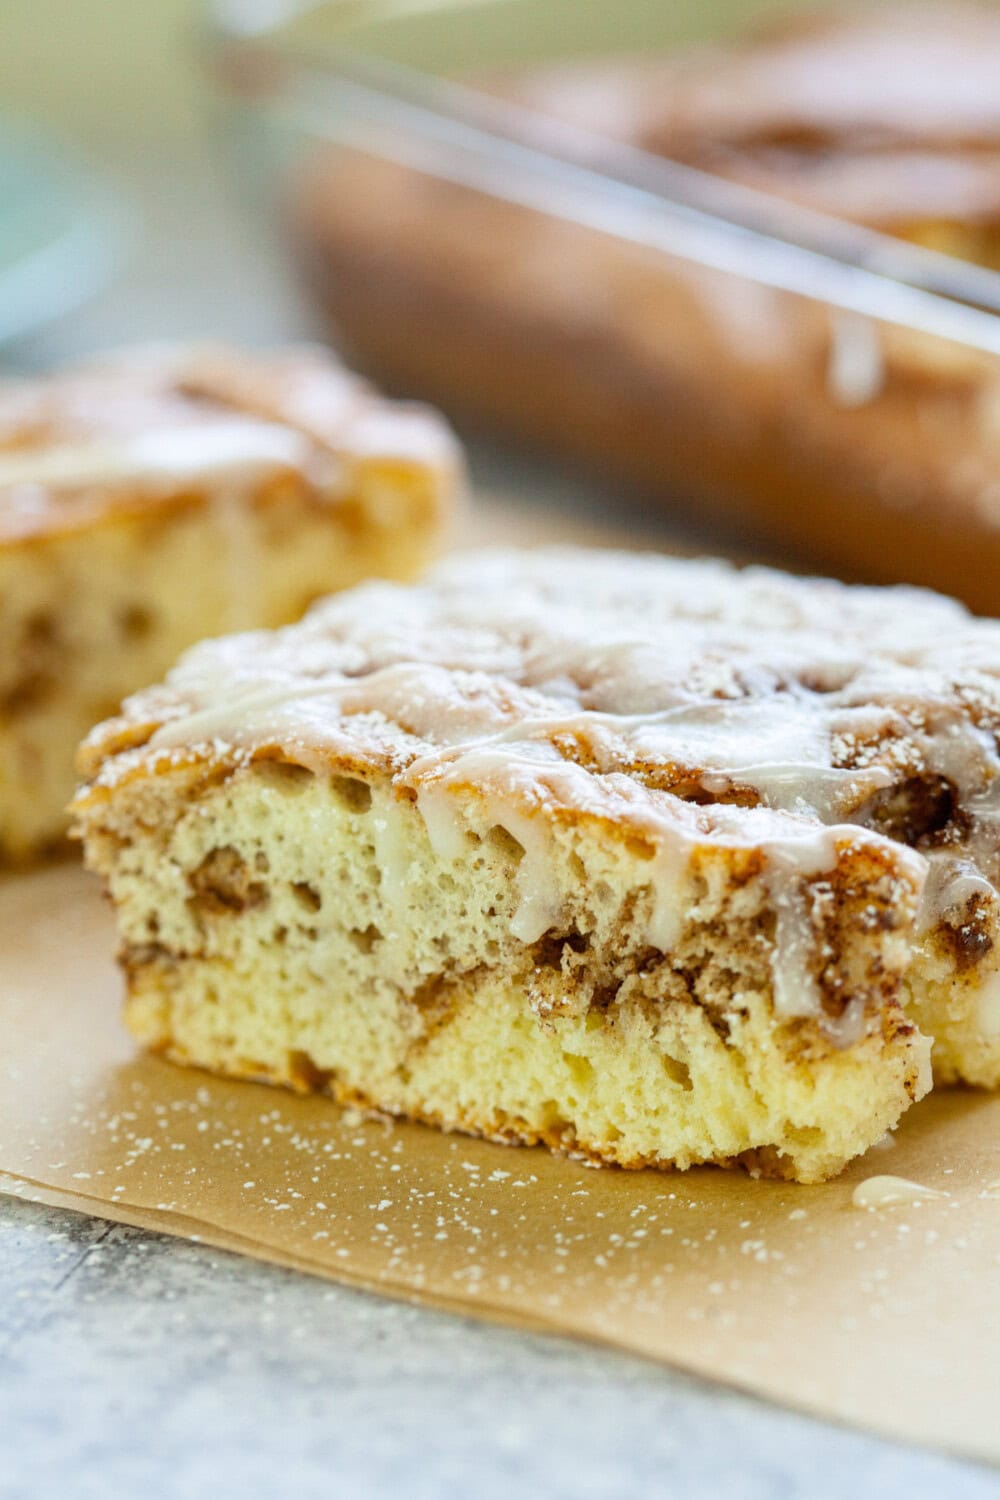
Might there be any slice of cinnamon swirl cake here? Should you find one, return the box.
[0,342,459,859]
[73,550,1000,1181]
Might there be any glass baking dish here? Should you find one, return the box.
[204,0,1000,611]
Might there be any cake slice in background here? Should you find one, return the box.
[0,343,461,861]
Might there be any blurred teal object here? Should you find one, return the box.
[0,117,129,347]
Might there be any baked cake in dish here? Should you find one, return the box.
[0,343,460,859]
[74,549,1000,1182]
[511,2,1000,259]
[294,3,1000,610]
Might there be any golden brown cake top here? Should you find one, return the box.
[0,343,460,541]
[508,4,1000,230]
[79,547,1000,974]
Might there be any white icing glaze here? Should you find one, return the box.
[416,783,473,864]
[852,1175,949,1209]
[414,762,568,944]
[0,421,314,494]
[339,404,464,467]
[917,858,996,935]
[371,803,412,941]
[416,742,581,945]
[177,344,459,468]
[0,342,459,533]
[973,969,1000,1038]
[646,838,693,954]
[827,312,885,408]
[769,860,826,1022]
[94,548,1000,1035]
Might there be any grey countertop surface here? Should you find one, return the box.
[3,1193,999,1500]
[2,144,999,1500]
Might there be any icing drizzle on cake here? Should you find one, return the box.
[0,342,459,539]
[85,548,1000,1038]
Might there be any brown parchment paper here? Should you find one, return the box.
[2,865,1000,1463]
